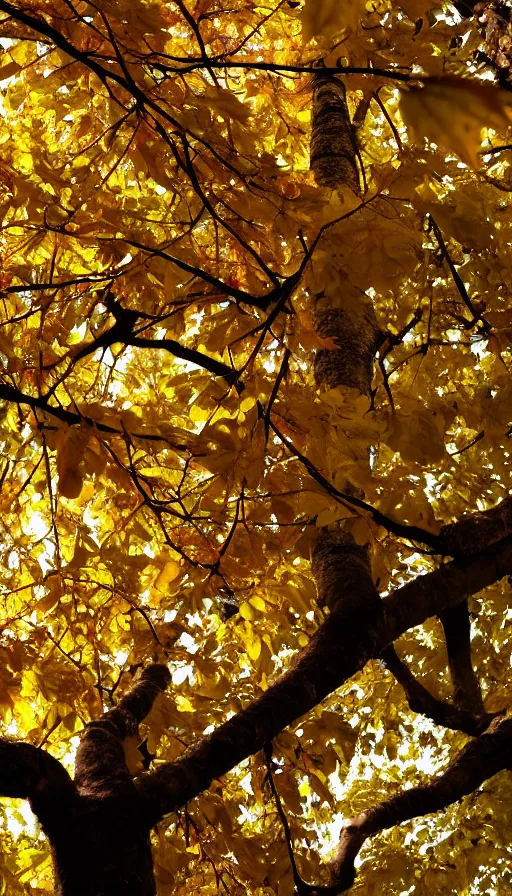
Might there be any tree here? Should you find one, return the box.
[0,0,512,893]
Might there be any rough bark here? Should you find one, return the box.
[311,531,382,619]
[0,738,75,820]
[313,299,379,394]
[1,665,170,896]
[310,73,360,192]
[310,72,378,396]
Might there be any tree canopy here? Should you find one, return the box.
[1,0,512,894]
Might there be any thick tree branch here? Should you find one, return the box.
[310,73,360,191]
[439,601,485,714]
[440,494,512,556]
[135,536,512,823]
[382,644,492,736]
[328,714,512,892]
[74,664,170,798]
[115,664,171,723]
[0,738,75,832]
[0,738,74,801]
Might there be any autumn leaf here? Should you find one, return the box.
[0,3,511,896]
[383,404,446,465]
[202,85,251,123]
[301,0,365,41]
[56,426,89,499]
[400,76,512,168]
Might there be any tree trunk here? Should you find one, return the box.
[47,797,156,896]
[310,72,360,192]
[0,667,171,896]
[309,68,379,612]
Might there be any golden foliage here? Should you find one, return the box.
[400,76,512,167]
[0,0,511,894]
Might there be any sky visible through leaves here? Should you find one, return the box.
[0,0,511,894]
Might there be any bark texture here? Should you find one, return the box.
[310,73,360,191]
[313,299,379,394]
[310,71,378,396]
[0,665,170,896]
[311,530,382,620]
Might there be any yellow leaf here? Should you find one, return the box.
[400,76,511,168]
[202,86,250,123]
[56,426,90,499]
[347,517,373,546]
[154,559,181,590]
[247,634,261,662]
[75,113,93,140]
[0,61,21,81]
[59,467,83,499]
[175,696,194,712]
[301,0,364,40]
[384,407,445,465]
[271,498,295,523]
[38,578,62,612]
[123,735,143,774]
[196,450,237,475]
[68,542,93,570]
[82,444,106,476]
[240,600,256,621]
[240,395,257,413]
[195,675,229,699]
[315,508,340,527]
[299,780,311,798]
[244,418,266,490]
